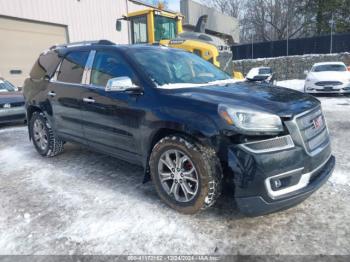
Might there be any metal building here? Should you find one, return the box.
[0,0,149,87]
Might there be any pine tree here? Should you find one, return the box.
[305,0,350,35]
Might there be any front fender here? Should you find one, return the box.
[140,107,221,173]
[155,106,220,137]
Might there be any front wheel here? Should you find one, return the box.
[149,136,222,214]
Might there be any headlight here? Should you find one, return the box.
[218,104,283,133]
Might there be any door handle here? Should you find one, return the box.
[83,97,95,103]
[48,91,56,97]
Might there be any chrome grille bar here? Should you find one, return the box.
[294,106,330,155]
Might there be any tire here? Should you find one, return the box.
[30,112,64,157]
[149,136,222,214]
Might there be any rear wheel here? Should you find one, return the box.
[30,112,64,157]
[149,136,222,214]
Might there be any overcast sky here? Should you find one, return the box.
[143,0,204,12]
[167,0,180,11]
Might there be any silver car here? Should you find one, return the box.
[0,78,26,124]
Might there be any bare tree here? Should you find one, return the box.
[205,0,314,43]
[204,0,241,18]
[143,0,169,8]
[241,0,311,43]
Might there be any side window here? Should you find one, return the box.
[90,51,136,87]
[131,16,148,44]
[57,51,89,84]
[30,51,61,80]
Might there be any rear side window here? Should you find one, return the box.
[57,51,89,84]
[30,51,61,80]
[90,51,136,86]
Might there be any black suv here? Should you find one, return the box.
[23,40,335,216]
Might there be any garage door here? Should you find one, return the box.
[0,17,68,87]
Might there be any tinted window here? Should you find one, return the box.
[57,51,89,83]
[313,64,346,72]
[30,51,61,80]
[90,51,136,86]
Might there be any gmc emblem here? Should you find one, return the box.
[313,116,323,129]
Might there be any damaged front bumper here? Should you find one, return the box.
[227,137,335,216]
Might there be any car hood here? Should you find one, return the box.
[308,71,350,82]
[166,82,320,118]
[0,91,25,104]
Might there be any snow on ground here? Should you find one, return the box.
[0,96,350,255]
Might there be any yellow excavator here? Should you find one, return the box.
[117,6,243,79]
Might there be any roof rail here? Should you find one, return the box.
[50,40,115,50]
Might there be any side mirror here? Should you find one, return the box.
[116,20,122,32]
[304,70,309,75]
[105,77,141,93]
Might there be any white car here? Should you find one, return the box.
[304,62,350,94]
[246,67,276,84]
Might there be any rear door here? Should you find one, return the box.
[80,49,144,163]
[48,50,89,143]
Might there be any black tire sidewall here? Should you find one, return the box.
[30,113,51,156]
[150,138,211,214]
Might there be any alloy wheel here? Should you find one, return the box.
[33,119,48,151]
[157,149,199,202]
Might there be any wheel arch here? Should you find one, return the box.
[142,126,219,183]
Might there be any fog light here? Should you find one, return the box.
[272,179,282,189]
[270,176,293,191]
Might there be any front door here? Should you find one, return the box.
[80,50,145,163]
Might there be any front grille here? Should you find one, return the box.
[295,107,330,154]
[0,101,25,108]
[0,114,25,122]
[242,135,294,153]
[11,102,25,107]
[315,81,343,86]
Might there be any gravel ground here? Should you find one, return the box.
[0,96,349,255]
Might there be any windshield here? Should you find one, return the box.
[313,64,346,72]
[259,68,272,75]
[0,80,17,92]
[154,15,177,41]
[131,48,231,86]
